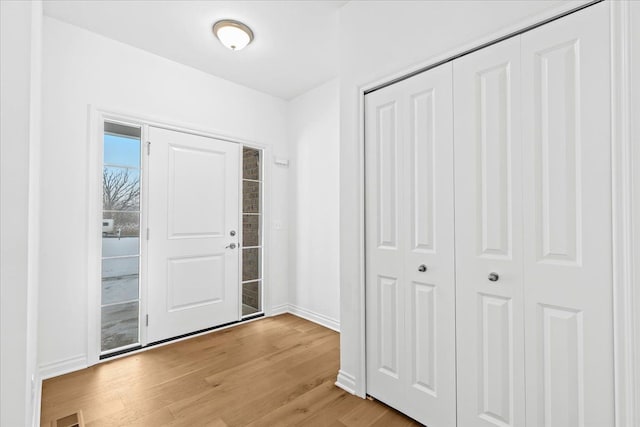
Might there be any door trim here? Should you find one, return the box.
[610,1,639,425]
[86,106,273,367]
[344,1,639,425]
[364,0,602,95]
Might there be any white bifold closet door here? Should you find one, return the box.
[521,4,613,426]
[365,63,456,427]
[454,35,526,427]
[455,3,613,427]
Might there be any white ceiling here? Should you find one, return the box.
[43,1,345,100]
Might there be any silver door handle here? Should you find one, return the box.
[488,272,499,282]
[226,243,237,249]
[418,264,427,272]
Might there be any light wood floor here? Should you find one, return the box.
[41,314,420,426]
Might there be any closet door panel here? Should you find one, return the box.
[365,62,456,427]
[402,63,456,426]
[521,3,613,426]
[366,86,405,399]
[454,36,525,427]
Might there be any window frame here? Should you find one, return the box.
[99,121,144,356]
[241,146,265,318]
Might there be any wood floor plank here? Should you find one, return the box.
[85,406,175,427]
[40,314,419,427]
[370,410,422,427]
[243,379,343,427]
[296,391,364,426]
[339,400,389,427]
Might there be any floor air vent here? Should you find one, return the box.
[51,411,84,427]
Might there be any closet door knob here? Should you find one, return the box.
[418,264,427,272]
[488,272,499,282]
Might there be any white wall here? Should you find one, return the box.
[287,79,340,330]
[336,0,592,396]
[1,1,42,425]
[38,17,289,372]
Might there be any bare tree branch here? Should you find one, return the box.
[103,168,140,211]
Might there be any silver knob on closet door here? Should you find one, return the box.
[488,272,499,282]
[230,230,236,236]
[226,243,237,249]
[418,264,427,272]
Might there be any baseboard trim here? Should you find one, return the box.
[39,354,87,380]
[38,307,339,383]
[270,303,290,316]
[32,374,42,427]
[336,369,358,395]
[287,304,340,332]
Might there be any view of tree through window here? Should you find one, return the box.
[103,168,140,211]
[101,122,142,353]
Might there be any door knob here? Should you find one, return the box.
[488,272,499,282]
[418,264,427,272]
[226,243,237,249]
[230,230,236,236]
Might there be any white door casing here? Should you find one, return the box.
[147,126,240,343]
[521,3,614,426]
[365,63,456,427]
[454,35,526,427]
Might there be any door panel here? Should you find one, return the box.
[538,305,583,427]
[478,293,512,424]
[454,36,525,427]
[367,84,404,395]
[476,63,513,258]
[533,40,581,265]
[411,281,436,394]
[147,127,240,343]
[521,3,613,426]
[167,255,225,310]
[167,145,226,238]
[366,62,456,427]
[377,101,400,249]
[378,275,400,377]
[410,90,436,252]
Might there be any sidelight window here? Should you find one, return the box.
[242,147,263,317]
[100,122,142,353]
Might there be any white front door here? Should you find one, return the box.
[521,4,613,426]
[365,62,456,427]
[454,35,526,427]
[147,126,240,343]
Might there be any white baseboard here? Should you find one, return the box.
[38,354,87,380]
[37,307,338,383]
[336,369,358,395]
[286,304,340,332]
[270,303,290,316]
[269,303,340,332]
[32,374,42,427]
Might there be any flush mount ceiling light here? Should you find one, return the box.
[212,19,254,51]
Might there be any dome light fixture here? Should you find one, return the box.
[212,19,254,51]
